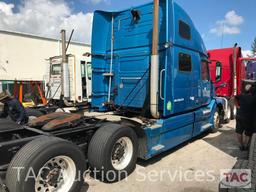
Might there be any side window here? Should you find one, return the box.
[179,53,192,72]
[201,58,210,81]
[179,20,191,40]
[215,62,222,82]
[87,62,92,80]
[51,64,61,75]
[81,61,92,80]
[81,61,86,78]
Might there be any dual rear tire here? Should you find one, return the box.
[88,124,138,182]
[5,124,138,192]
[220,100,237,125]
[230,104,236,120]
[229,99,236,120]
[6,136,86,192]
[224,100,236,124]
[224,105,231,123]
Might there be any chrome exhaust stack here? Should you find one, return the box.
[150,0,160,119]
[233,43,238,96]
[61,29,70,99]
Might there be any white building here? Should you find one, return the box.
[0,30,91,93]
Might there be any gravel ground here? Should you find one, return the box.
[82,120,247,192]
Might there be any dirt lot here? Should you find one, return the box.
[83,120,248,192]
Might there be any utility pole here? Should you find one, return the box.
[221,22,225,48]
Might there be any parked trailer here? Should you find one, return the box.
[45,55,92,105]
[44,30,92,108]
[208,45,256,123]
[0,1,219,191]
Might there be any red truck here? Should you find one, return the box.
[208,44,256,123]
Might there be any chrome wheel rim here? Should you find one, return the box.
[233,106,237,116]
[111,137,133,170]
[226,105,231,120]
[55,108,65,113]
[214,111,220,129]
[35,156,76,192]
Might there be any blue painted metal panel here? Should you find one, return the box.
[91,1,167,110]
[143,112,194,158]
[172,3,207,56]
[143,118,193,159]
[143,100,216,159]
[162,2,210,117]
[162,112,194,133]
[91,1,210,114]
[159,124,193,151]
[91,11,113,111]
[113,48,150,108]
[194,99,216,122]
[91,1,217,160]
[171,47,196,114]
[193,99,216,136]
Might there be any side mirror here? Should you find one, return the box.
[220,83,226,88]
[131,9,140,22]
[215,83,226,90]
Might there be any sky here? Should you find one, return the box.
[0,0,255,55]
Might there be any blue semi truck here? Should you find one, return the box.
[0,1,219,191]
[90,0,218,157]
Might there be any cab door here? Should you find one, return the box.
[172,48,194,114]
[199,55,211,106]
[48,59,62,100]
[190,54,201,109]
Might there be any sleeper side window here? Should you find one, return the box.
[179,20,191,40]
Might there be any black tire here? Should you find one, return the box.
[224,104,231,124]
[26,108,44,117]
[6,136,86,192]
[88,123,138,182]
[229,99,236,120]
[249,134,256,163]
[211,110,220,133]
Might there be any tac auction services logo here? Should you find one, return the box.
[220,169,251,188]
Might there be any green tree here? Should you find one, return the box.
[252,37,256,56]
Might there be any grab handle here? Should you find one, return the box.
[160,69,165,100]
